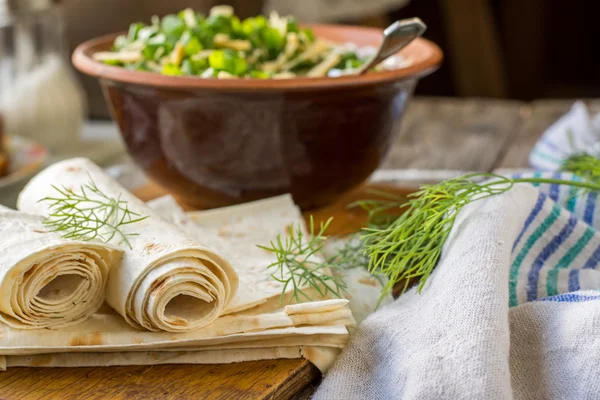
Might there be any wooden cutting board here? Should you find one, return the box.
[0,181,411,400]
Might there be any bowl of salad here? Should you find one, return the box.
[73,5,442,209]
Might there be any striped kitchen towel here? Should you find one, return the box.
[529,101,600,170]
[316,179,600,397]
[509,171,600,308]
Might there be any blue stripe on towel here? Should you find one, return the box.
[527,215,578,302]
[540,137,565,154]
[584,191,598,225]
[538,292,600,303]
[583,245,600,269]
[513,192,547,252]
[548,172,562,201]
[568,269,580,292]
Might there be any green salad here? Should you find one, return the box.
[93,5,370,79]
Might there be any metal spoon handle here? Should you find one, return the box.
[357,18,427,75]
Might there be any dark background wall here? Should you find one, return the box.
[384,0,600,99]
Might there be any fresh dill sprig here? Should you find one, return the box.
[363,163,600,306]
[40,178,147,249]
[331,190,409,284]
[561,153,600,185]
[349,188,408,230]
[258,216,348,304]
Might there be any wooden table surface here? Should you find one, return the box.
[1,97,596,400]
[385,97,600,171]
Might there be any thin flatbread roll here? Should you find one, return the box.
[149,195,332,314]
[17,158,238,332]
[151,196,384,326]
[0,207,121,329]
[2,346,340,373]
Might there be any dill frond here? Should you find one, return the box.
[258,216,348,304]
[40,178,147,249]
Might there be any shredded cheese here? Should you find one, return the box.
[213,34,252,52]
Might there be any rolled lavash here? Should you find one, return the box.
[148,194,327,314]
[17,158,238,332]
[0,206,121,329]
[1,193,353,373]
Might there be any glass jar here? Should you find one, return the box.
[0,0,86,152]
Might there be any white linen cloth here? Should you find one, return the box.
[530,101,600,170]
[316,105,600,399]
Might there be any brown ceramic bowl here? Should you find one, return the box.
[73,24,442,209]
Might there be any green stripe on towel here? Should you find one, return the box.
[532,149,563,165]
[566,175,581,212]
[509,203,562,307]
[546,227,595,296]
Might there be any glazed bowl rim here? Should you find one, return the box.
[72,23,443,92]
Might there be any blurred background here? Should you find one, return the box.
[60,0,600,118]
[1,0,598,206]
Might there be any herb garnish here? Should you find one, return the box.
[259,216,348,304]
[40,179,147,249]
[362,155,600,305]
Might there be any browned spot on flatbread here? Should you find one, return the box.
[217,226,245,238]
[66,166,81,172]
[31,229,47,234]
[170,317,187,326]
[144,242,162,253]
[134,336,144,344]
[22,265,38,280]
[30,354,54,366]
[69,332,103,346]
[151,279,169,293]
[358,277,379,287]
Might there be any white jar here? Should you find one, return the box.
[0,0,86,152]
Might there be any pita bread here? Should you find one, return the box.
[155,195,387,324]
[2,347,303,368]
[17,158,238,332]
[0,298,350,355]
[11,177,354,372]
[149,194,334,315]
[2,345,339,373]
[0,207,121,329]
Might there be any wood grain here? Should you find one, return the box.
[496,99,600,168]
[384,97,524,171]
[0,359,317,400]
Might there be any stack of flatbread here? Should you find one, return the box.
[0,158,356,372]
